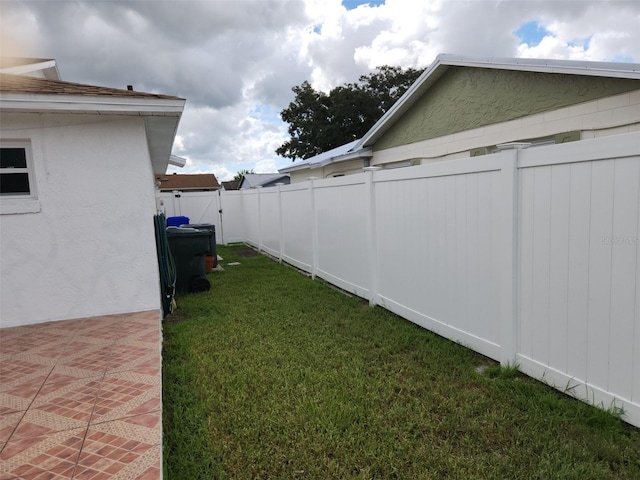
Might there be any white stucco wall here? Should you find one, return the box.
[0,113,161,327]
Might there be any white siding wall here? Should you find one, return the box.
[1,113,161,327]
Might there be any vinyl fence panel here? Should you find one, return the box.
[314,175,371,297]
[179,131,640,427]
[374,157,505,361]
[280,183,314,272]
[516,133,640,425]
[258,187,282,258]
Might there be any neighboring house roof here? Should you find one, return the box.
[221,180,241,190]
[239,173,290,189]
[155,173,220,191]
[359,54,640,149]
[0,70,185,175]
[278,139,369,174]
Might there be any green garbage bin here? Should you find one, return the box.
[183,224,217,267]
[166,227,211,293]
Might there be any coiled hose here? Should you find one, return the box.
[154,212,176,317]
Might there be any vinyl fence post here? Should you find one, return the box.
[364,167,381,306]
[218,189,226,245]
[256,186,263,252]
[499,148,523,366]
[307,177,319,279]
[276,183,285,263]
[172,190,182,216]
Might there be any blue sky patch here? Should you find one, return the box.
[342,0,385,10]
[611,55,634,63]
[568,35,592,51]
[249,104,282,123]
[514,20,551,46]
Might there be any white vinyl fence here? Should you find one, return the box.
[158,131,640,427]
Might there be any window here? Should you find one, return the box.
[0,141,40,214]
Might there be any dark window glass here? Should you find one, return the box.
[0,173,30,195]
[0,148,27,169]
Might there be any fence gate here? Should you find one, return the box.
[155,190,224,243]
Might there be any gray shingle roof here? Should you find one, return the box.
[0,73,183,100]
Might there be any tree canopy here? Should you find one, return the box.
[233,169,255,181]
[276,66,423,160]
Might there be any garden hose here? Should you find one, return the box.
[154,212,176,317]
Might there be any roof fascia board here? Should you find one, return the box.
[325,147,373,164]
[279,163,310,173]
[0,94,185,114]
[0,59,60,78]
[440,54,640,79]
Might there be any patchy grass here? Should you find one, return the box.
[163,244,640,479]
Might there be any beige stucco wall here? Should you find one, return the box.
[289,158,366,183]
[375,67,640,151]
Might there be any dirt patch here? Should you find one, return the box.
[234,248,259,258]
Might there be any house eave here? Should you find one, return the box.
[0,93,185,175]
[279,162,310,174]
[0,59,61,80]
[0,93,185,115]
[319,147,373,166]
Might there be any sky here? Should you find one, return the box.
[1,0,639,181]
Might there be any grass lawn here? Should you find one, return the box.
[162,244,640,479]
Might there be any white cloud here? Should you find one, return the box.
[2,0,639,179]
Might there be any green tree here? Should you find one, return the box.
[276,66,423,160]
[233,169,255,181]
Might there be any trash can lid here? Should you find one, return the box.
[166,226,210,236]
[187,223,214,229]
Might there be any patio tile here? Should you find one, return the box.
[73,421,160,479]
[0,369,57,415]
[107,348,158,375]
[90,375,158,425]
[122,310,161,324]
[24,378,102,433]
[75,316,128,343]
[0,392,32,416]
[50,345,113,379]
[0,359,53,393]
[125,358,161,379]
[0,412,23,450]
[0,309,162,478]
[0,427,84,478]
